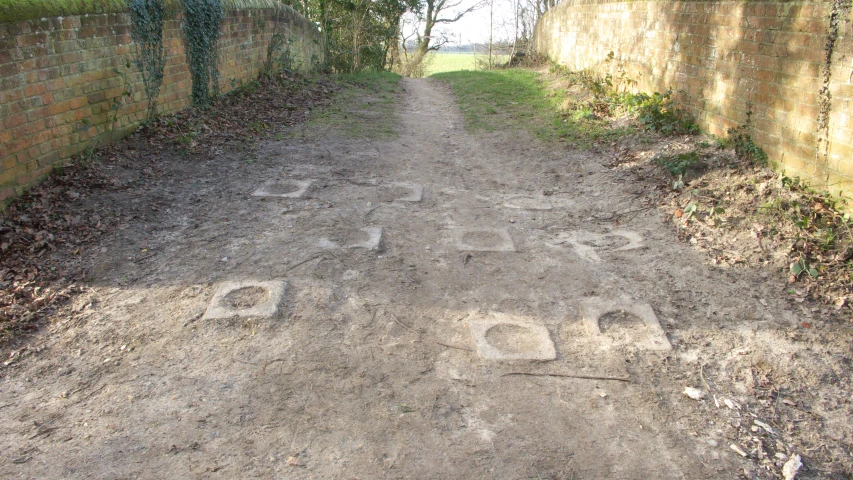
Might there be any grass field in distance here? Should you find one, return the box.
[424,53,510,76]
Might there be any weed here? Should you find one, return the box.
[654,151,701,177]
[727,124,768,165]
[623,89,698,135]
[174,126,200,156]
[249,121,270,134]
[790,257,820,278]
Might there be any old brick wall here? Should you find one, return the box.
[0,6,323,204]
[535,0,853,200]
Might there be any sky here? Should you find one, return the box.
[403,0,521,46]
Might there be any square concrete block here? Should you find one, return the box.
[203,280,286,320]
[453,228,515,252]
[557,229,643,262]
[468,312,557,361]
[319,226,383,250]
[579,297,671,351]
[502,194,553,210]
[252,179,313,198]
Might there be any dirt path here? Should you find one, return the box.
[1,78,850,479]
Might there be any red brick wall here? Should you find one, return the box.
[535,0,853,201]
[0,6,323,205]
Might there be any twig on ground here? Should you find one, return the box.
[389,313,472,352]
[501,372,630,382]
[286,254,325,272]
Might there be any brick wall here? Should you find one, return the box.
[535,0,853,201]
[0,5,323,205]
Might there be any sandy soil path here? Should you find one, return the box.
[1,78,847,479]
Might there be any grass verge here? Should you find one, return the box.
[432,69,630,147]
[302,70,402,139]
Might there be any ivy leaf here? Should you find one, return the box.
[790,261,804,275]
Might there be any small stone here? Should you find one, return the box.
[730,443,748,457]
[683,387,705,401]
[782,454,802,480]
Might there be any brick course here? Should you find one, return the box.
[1,6,323,206]
[535,0,853,201]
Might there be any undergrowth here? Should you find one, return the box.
[550,61,698,136]
[666,149,852,312]
[655,151,701,177]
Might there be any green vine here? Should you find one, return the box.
[130,0,165,120]
[181,0,223,107]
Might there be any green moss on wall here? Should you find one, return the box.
[0,0,290,24]
[0,0,129,23]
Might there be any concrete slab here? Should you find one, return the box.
[203,280,286,320]
[453,228,515,252]
[502,194,553,210]
[468,312,557,361]
[579,297,671,351]
[252,179,313,198]
[557,230,643,262]
[319,226,383,250]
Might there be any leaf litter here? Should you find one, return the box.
[0,71,336,345]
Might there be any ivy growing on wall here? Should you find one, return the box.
[130,0,166,120]
[181,0,224,106]
[816,0,852,165]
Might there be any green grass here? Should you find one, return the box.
[303,70,402,139]
[431,69,630,147]
[422,53,510,76]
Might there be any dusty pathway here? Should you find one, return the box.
[1,78,849,479]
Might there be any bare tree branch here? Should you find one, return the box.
[435,0,486,23]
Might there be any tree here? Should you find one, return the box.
[408,0,486,64]
[279,0,417,72]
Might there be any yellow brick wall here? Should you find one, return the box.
[535,0,853,201]
[0,6,323,204]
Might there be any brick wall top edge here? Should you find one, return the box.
[0,0,314,31]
